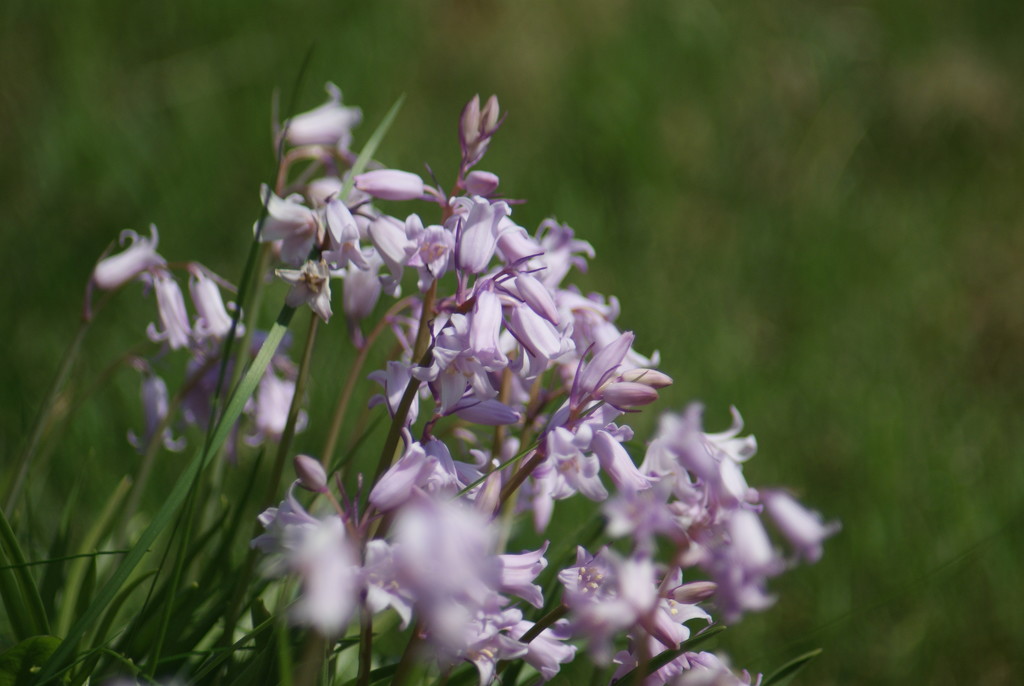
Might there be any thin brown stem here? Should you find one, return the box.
[369,282,437,488]
[321,297,415,470]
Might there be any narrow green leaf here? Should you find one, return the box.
[0,545,33,642]
[55,476,131,637]
[35,312,294,686]
[340,662,399,686]
[611,625,729,684]
[68,571,157,686]
[39,485,78,622]
[0,507,49,637]
[0,636,61,686]
[338,93,406,201]
[762,648,823,686]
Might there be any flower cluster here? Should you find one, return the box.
[90,85,837,685]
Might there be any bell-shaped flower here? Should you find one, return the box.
[468,290,507,370]
[341,249,383,324]
[594,380,660,411]
[369,441,437,512]
[127,368,185,454]
[393,494,500,614]
[322,198,370,270]
[508,619,577,681]
[368,361,420,426]
[407,215,454,290]
[256,185,320,265]
[188,265,237,341]
[707,509,783,622]
[293,453,328,493]
[284,82,362,149]
[288,516,361,634]
[354,169,425,201]
[762,490,840,563]
[277,258,333,322]
[455,197,509,275]
[534,219,595,289]
[495,219,543,265]
[514,272,560,324]
[146,269,192,350]
[92,225,166,290]
[368,215,414,293]
[544,426,609,502]
[676,651,762,685]
[496,542,549,608]
[459,94,501,168]
[573,331,635,404]
[464,170,499,196]
[247,371,307,445]
[591,430,652,495]
[450,397,521,426]
[558,547,651,664]
[363,539,415,629]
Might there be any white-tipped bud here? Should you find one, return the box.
[595,381,659,410]
[671,580,718,604]
[464,170,499,196]
[481,95,500,134]
[474,470,503,518]
[460,95,482,146]
[515,273,560,325]
[619,367,673,389]
[294,453,328,493]
[92,225,166,290]
[354,169,425,201]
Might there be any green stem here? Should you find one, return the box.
[370,282,437,488]
[0,505,50,637]
[356,605,374,686]
[36,306,294,686]
[264,312,320,506]
[217,311,320,672]
[321,297,414,471]
[4,320,89,513]
[55,476,133,638]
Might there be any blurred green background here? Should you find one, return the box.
[3,0,1022,683]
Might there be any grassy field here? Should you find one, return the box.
[3,0,1023,683]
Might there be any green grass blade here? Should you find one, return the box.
[55,476,131,637]
[338,93,406,201]
[762,648,823,686]
[34,309,294,686]
[0,505,49,638]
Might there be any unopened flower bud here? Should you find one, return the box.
[92,225,166,290]
[619,367,673,389]
[464,170,499,196]
[460,94,502,168]
[189,265,237,340]
[452,398,521,426]
[474,470,503,517]
[515,273,560,325]
[595,381,659,410]
[294,454,328,493]
[284,82,362,148]
[146,270,192,350]
[354,169,424,201]
[671,580,717,604]
[460,94,482,146]
[481,95,500,134]
[762,490,840,563]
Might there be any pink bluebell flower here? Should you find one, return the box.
[92,224,166,290]
[146,269,192,350]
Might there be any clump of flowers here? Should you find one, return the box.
[56,84,837,685]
